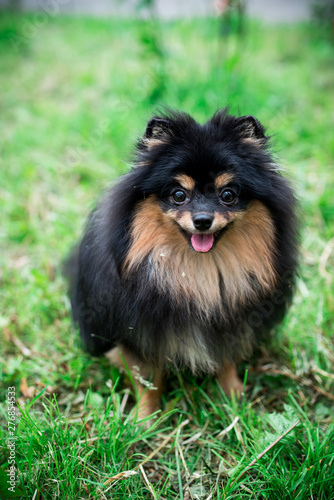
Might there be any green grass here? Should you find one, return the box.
[0,11,334,499]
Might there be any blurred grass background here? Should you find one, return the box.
[0,3,334,499]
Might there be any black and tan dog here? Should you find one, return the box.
[68,109,298,419]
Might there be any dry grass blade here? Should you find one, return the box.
[253,365,299,381]
[176,425,193,499]
[7,331,32,357]
[312,365,334,381]
[233,419,300,485]
[217,416,240,438]
[311,385,334,402]
[182,431,202,445]
[103,470,137,487]
[139,464,157,500]
[319,237,334,284]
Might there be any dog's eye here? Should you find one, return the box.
[172,190,188,204]
[220,189,237,205]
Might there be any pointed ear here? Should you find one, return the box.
[235,115,266,140]
[145,117,172,139]
[139,116,173,151]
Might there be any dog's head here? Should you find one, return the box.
[128,109,279,255]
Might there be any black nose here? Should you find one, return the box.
[192,213,214,231]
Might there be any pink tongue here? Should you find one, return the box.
[191,233,214,252]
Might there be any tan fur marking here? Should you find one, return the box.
[242,137,265,148]
[215,173,235,190]
[143,137,167,150]
[213,200,277,306]
[175,174,195,191]
[124,197,277,318]
[123,196,186,274]
[165,209,178,221]
[175,211,195,232]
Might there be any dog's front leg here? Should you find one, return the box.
[216,360,243,397]
[105,345,163,421]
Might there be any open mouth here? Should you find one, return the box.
[178,226,230,253]
[185,227,229,253]
[190,233,215,252]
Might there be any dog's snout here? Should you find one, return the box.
[192,213,214,231]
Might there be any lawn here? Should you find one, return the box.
[0,10,334,500]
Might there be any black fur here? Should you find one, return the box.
[67,109,298,371]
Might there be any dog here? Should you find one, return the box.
[67,109,298,420]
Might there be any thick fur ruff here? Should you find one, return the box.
[68,109,298,375]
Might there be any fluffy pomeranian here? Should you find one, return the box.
[68,109,298,419]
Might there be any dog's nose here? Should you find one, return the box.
[193,213,214,231]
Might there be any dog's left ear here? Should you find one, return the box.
[234,115,266,140]
[145,117,172,139]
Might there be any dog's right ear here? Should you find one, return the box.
[137,117,173,152]
[144,117,172,139]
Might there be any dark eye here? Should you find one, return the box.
[220,189,237,205]
[172,190,187,204]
